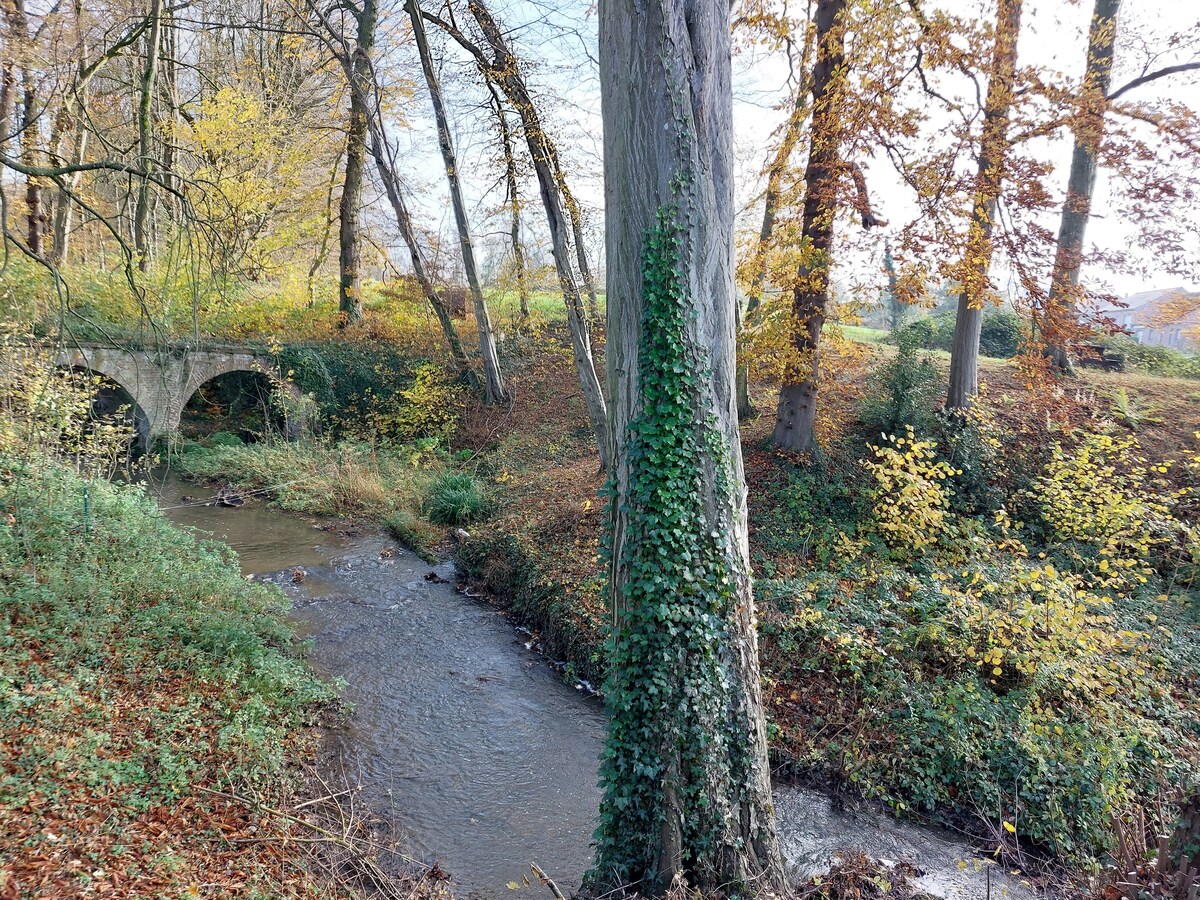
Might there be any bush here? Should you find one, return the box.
[891,308,1024,359]
[425,471,490,526]
[978,308,1024,357]
[278,344,462,443]
[1102,335,1200,379]
[862,427,956,554]
[859,330,940,439]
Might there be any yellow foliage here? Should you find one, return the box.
[177,85,338,277]
[1032,433,1175,593]
[862,427,957,553]
[0,328,135,476]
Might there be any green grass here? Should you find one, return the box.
[839,324,890,344]
[425,471,491,526]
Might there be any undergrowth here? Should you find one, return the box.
[0,459,335,895]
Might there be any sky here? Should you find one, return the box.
[382,0,1200,303]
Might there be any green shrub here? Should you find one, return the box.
[978,308,1024,357]
[425,471,490,526]
[859,330,940,439]
[277,343,460,442]
[1102,335,1200,379]
[892,308,1024,359]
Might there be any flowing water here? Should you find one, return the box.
[150,473,1039,900]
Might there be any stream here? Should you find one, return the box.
[150,473,1039,900]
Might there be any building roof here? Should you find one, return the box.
[1102,288,1200,329]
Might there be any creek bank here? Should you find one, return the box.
[158,470,1041,900]
[0,460,402,898]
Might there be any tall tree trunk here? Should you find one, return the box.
[595,0,783,891]
[489,85,531,322]
[369,135,476,381]
[738,71,814,420]
[338,0,376,326]
[945,0,1023,409]
[1045,0,1121,370]
[20,69,42,256]
[451,0,609,468]
[407,0,506,404]
[133,0,162,272]
[771,0,847,453]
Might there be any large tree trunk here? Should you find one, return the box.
[459,0,610,468]
[594,0,783,891]
[945,0,1023,409]
[337,0,376,327]
[133,0,162,272]
[771,0,847,453]
[1045,0,1121,370]
[407,0,506,404]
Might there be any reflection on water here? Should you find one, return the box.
[148,472,1037,900]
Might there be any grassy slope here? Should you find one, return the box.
[0,460,359,898]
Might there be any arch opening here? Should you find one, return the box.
[180,369,287,444]
[63,366,150,452]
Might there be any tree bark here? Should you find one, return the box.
[1045,0,1121,370]
[337,0,376,326]
[20,68,42,256]
[771,0,847,453]
[595,0,783,891]
[133,0,162,272]
[407,0,506,404]
[945,0,1023,409]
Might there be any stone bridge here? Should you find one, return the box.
[56,342,309,448]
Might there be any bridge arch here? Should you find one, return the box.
[55,344,313,449]
[59,364,152,448]
[180,361,309,441]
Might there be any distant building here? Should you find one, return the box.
[1108,288,1200,350]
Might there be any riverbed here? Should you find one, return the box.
[150,473,1038,900]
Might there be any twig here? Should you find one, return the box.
[531,862,566,900]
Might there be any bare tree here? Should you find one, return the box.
[425,0,609,467]
[407,0,506,404]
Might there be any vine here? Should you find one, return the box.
[591,206,743,890]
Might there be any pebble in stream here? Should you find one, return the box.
[153,475,1041,900]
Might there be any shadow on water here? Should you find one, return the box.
[148,472,1039,900]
